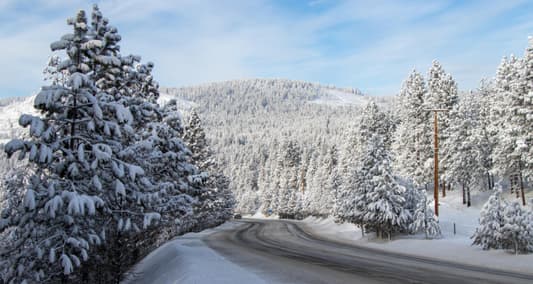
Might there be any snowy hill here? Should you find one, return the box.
[0,95,38,144]
[0,79,387,215]
[0,79,383,144]
[160,78,381,111]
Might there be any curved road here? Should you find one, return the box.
[204,219,533,284]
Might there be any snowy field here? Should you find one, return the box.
[296,189,533,274]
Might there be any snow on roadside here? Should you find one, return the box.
[122,222,266,284]
[298,190,533,275]
[246,211,279,219]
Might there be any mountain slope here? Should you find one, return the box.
[0,79,391,212]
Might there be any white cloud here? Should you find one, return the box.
[0,0,531,98]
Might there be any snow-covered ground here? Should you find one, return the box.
[310,89,369,106]
[127,190,532,284]
[157,92,197,110]
[297,189,533,274]
[122,222,266,284]
[0,95,37,144]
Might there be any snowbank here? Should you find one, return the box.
[245,211,279,219]
[299,190,533,274]
[122,222,266,284]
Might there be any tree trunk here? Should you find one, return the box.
[487,172,491,190]
[424,193,428,239]
[514,175,520,198]
[467,186,471,207]
[442,181,446,197]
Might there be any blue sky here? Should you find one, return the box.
[0,0,532,98]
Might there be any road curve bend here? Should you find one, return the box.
[204,219,533,284]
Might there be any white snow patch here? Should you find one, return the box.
[245,212,280,220]
[122,222,267,284]
[0,95,38,143]
[310,89,369,106]
[158,93,197,110]
[299,190,533,275]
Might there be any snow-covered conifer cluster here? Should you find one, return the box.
[0,6,233,283]
[472,187,533,254]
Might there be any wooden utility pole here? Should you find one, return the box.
[519,160,526,206]
[427,109,448,217]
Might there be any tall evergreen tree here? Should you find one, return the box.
[359,135,411,239]
[492,56,524,181]
[410,193,441,239]
[427,61,458,188]
[184,110,235,229]
[443,91,486,206]
[1,9,160,282]
[392,70,433,187]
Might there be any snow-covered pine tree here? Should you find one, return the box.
[427,61,458,191]
[323,145,340,217]
[443,91,486,206]
[519,37,533,181]
[260,144,277,215]
[492,56,524,185]
[500,201,533,254]
[471,188,507,250]
[302,147,319,216]
[88,4,124,98]
[183,110,235,229]
[80,6,191,281]
[476,79,497,190]
[1,6,199,282]
[149,100,200,236]
[360,135,411,239]
[43,55,69,87]
[410,193,441,239]
[277,139,301,219]
[392,70,433,188]
[1,9,160,282]
[334,158,361,225]
[266,144,283,216]
[337,102,393,229]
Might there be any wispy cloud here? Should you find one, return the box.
[0,0,532,98]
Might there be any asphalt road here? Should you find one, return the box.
[204,219,533,284]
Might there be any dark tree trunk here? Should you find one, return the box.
[467,186,471,207]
